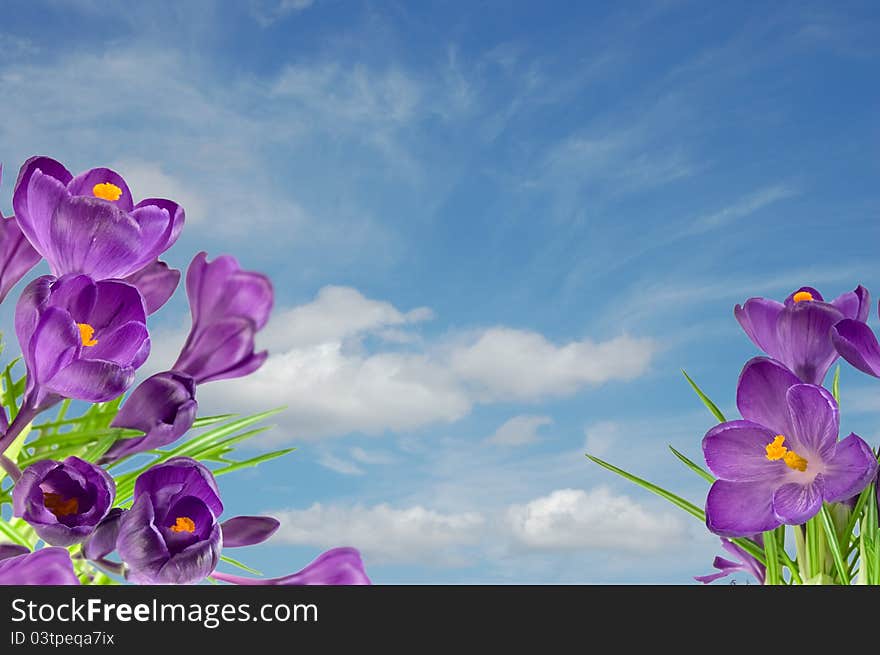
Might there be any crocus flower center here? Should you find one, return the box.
[170,517,196,533]
[792,291,814,303]
[43,492,80,518]
[77,323,98,347]
[92,182,123,201]
[764,434,808,472]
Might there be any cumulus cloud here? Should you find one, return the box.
[506,488,685,552]
[270,503,485,565]
[198,286,656,441]
[487,415,553,446]
[450,328,656,401]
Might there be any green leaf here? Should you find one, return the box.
[220,555,262,576]
[668,445,714,484]
[820,504,850,585]
[586,454,704,521]
[831,365,841,405]
[213,448,296,476]
[763,528,781,585]
[0,519,31,547]
[681,370,726,423]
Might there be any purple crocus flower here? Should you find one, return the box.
[212,548,372,585]
[0,164,41,304]
[735,285,869,384]
[695,536,766,585]
[12,156,184,280]
[15,274,150,408]
[114,457,280,584]
[123,260,181,315]
[830,301,880,382]
[173,252,273,384]
[0,547,80,585]
[101,371,198,463]
[702,357,877,537]
[12,456,115,547]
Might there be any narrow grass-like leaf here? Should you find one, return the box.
[0,519,30,547]
[668,446,714,484]
[587,454,705,521]
[821,504,850,584]
[832,365,841,406]
[220,555,263,576]
[763,528,780,585]
[213,448,296,476]
[681,370,726,423]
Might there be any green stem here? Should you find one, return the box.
[820,505,850,584]
[763,529,780,585]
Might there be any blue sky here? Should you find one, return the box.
[1,0,879,583]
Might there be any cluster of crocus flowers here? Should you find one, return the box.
[0,155,369,586]
[590,283,880,585]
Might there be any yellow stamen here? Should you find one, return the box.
[92,182,122,201]
[783,450,808,472]
[765,435,787,460]
[43,492,80,518]
[792,291,814,303]
[77,323,98,347]
[170,517,196,533]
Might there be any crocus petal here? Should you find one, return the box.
[720,538,766,584]
[123,260,180,314]
[736,357,799,436]
[213,548,371,585]
[0,215,41,305]
[66,167,134,211]
[831,319,880,378]
[90,279,147,332]
[127,201,185,274]
[134,458,223,518]
[221,516,281,548]
[831,285,870,323]
[155,524,221,585]
[46,359,134,403]
[104,371,198,462]
[29,306,80,387]
[785,383,839,459]
[822,433,879,503]
[15,165,72,258]
[82,508,125,561]
[735,298,783,356]
[174,317,263,384]
[772,477,825,524]
[775,301,844,384]
[49,196,142,279]
[0,544,30,561]
[0,547,80,585]
[706,479,780,537]
[85,321,150,368]
[702,420,785,482]
[117,495,171,584]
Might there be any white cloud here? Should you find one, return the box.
[251,0,315,27]
[270,502,485,565]
[261,286,431,351]
[451,328,655,401]
[109,159,209,224]
[316,453,364,476]
[506,488,685,553]
[198,287,655,441]
[691,184,798,233]
[487,415,553,447]
[583,420,619,457]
